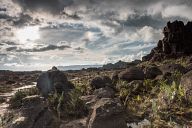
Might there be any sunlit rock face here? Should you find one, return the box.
[36,67,74,97]
[142,20,192,61]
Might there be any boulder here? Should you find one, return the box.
[88,98,127,128]
[144,66,162,79]
[93,86,115,98]
[60,118,87,128]
[180,71,192,101]
[5,96,59,128]
[119,67,144,82]
[90,76,113,90]
[36,67,74,97]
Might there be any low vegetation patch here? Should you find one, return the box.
[9,87,39,108]
[48,89,88,120]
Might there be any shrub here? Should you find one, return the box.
[158,80,186,109]
[48,89,88,119]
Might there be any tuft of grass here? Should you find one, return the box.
[48,89,88,120]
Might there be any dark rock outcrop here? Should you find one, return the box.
[87,98,127,128]
[90,76,113,90]
[36,67,74,97]
[119,67,144,82]
[142,21,192,61]
[144,66,162,79]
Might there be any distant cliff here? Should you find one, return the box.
[102,60,141,70]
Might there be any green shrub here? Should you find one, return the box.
[48,89,88,119]
[158,80,186,108]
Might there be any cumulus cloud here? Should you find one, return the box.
[127,26,163,43]
[162,5,192,20]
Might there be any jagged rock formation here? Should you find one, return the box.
[143,20,192,61]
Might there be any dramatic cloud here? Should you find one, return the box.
[14,0,73,14]
[0,0,192,70]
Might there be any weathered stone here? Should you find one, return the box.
[60,118,87,128]
[36,67,74,97]
[144,66,162,79]
[6,96,59,128]
[90,76,113,90]
[119,67,144,82]
[88,98,127,128]
[180,71,192,101]
[93,86,115,98]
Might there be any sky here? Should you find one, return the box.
[0,0,192,71]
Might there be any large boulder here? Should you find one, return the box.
[180,71,192,101]
[88,98,127,128]
[4,95,59,128]
[90,76,113,90]
[36,67,74,97]
[144,66,162,79]
[119,67,144,82]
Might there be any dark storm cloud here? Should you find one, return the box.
[13,13,33,26]
[0,13,11,19]
[6,44,71,52]
[1,0,192,70]
[117,14,166,29]
[2,41,18,46]
[14,0,73,14]
[29,44,71,52]
[6,46,17,51]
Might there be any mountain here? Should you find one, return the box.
[57,65,102,71]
